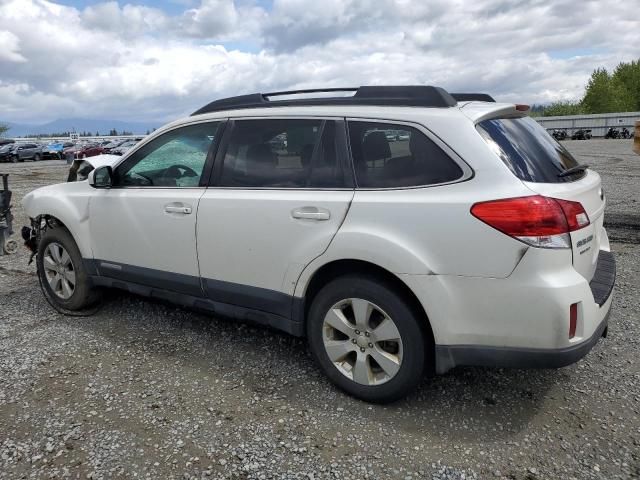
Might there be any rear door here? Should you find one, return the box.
[196,117,354,317]
[476,116,605,281]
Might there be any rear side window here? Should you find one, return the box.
[476,116,582,183]
[217,119,348,188]
[347,121,463,188]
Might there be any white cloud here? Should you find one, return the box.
[0,0,637,124]
[0,30,26,62]
[178,0,266,40]
[82,2,168,37]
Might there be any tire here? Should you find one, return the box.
[307,275,428,403]
[34,153,41,161]
[11,155,18,163]
[36,227,100,312]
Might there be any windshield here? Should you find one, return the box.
[476,116,583,183]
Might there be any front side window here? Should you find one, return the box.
[217,119,347,188]
[347,121,463,188]
[115,122,220,187]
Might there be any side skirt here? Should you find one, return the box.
[88,275,304,336]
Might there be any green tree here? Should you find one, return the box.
[0,123,10,137]
[581,68,627,113]
[542,101,584,117]
[611,60,640,111]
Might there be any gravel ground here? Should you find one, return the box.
[0,139,639,480]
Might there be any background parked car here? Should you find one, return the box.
[111,139,138,155]
[62,144,82,160]
[42,141,73,160]
[101,139,128,153]
[0,144,15,162]
[0,139,15,147]
[76,143,105,159]
[8,143,43,162]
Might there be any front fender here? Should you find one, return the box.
[22,182,94,258]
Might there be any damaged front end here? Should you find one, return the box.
[22,216,58,264]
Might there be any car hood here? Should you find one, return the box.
[83,154,121,169]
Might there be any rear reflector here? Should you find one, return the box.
[470,195,590,249]
[515,104,530,111]
[569,303,578,338]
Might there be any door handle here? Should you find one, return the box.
[164,203,192,215]
[291,206,331,221]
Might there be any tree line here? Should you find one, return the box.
[532,59,640,117]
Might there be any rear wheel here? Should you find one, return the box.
[307,275,428,403]
[34,153,41,161]
[36,227,100,311]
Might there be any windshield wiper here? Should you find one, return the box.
[558,164,589,178]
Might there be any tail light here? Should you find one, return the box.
[470,195,590,249]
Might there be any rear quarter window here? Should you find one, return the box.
[476,116,583,183]
[347,121,463,188]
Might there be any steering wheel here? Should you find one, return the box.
[163,164,198,179]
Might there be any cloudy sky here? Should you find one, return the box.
[0,0,637,124]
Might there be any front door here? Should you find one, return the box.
[89,121,223,296]
[197,118,354,317]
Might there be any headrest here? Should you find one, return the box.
[246,144,275,165]
[363,131,391,161]
[300,144,314,167]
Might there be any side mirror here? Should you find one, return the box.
[89,166,113,188]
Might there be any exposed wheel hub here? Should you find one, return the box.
[356,334,369,349]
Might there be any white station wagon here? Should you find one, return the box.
[22,86,615,402]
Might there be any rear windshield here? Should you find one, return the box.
[476,116,583,183]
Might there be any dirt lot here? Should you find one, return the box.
[1,139,639,480]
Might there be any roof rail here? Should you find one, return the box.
[191,85,459,116]
[450,93,496,102]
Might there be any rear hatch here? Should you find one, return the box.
[476,116,605,282]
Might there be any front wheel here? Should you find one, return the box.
[34,153,41,161]
[307,275,428,403]
[36,227,100,312]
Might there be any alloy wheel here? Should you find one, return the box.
[42,242,76,300]
[322,298,403,386]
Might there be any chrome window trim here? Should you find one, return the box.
[345,116,474,190]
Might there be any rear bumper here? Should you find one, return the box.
[400,247,616,374]
[434,305,610,372]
